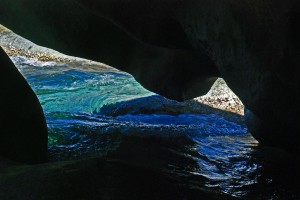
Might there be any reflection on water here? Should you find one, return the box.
[12,56,300,199]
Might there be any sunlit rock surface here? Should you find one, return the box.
[0,24,244,121]
[0,24,119,73]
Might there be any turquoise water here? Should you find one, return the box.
[12,56,300,199]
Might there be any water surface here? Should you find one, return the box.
[12,56,300,199]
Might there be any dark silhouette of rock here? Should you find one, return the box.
[0,0,219,101]
[0,47,48,163]
[0,0,300,151]
[0,135,234,200]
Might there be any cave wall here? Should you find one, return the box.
[0,0,300,151]
[0,46,47,163]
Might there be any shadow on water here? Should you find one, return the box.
[4,56,300,199]
[100,94,245,124]
[102,134,300,199]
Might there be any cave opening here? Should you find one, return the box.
[1,18,300,199]
[2,32,264,198]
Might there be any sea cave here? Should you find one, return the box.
[0,1,300,199]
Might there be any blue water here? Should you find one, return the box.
[12,56,300,199]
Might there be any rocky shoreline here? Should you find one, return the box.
[0,24,118,73]
[0,24,244,122]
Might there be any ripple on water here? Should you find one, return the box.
[11,56,300,199]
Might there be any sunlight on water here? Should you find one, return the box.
[11,56,300,199]
[20,67,153,113]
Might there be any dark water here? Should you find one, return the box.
[12,56,300,199]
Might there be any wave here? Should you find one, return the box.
[14,55,294,199]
